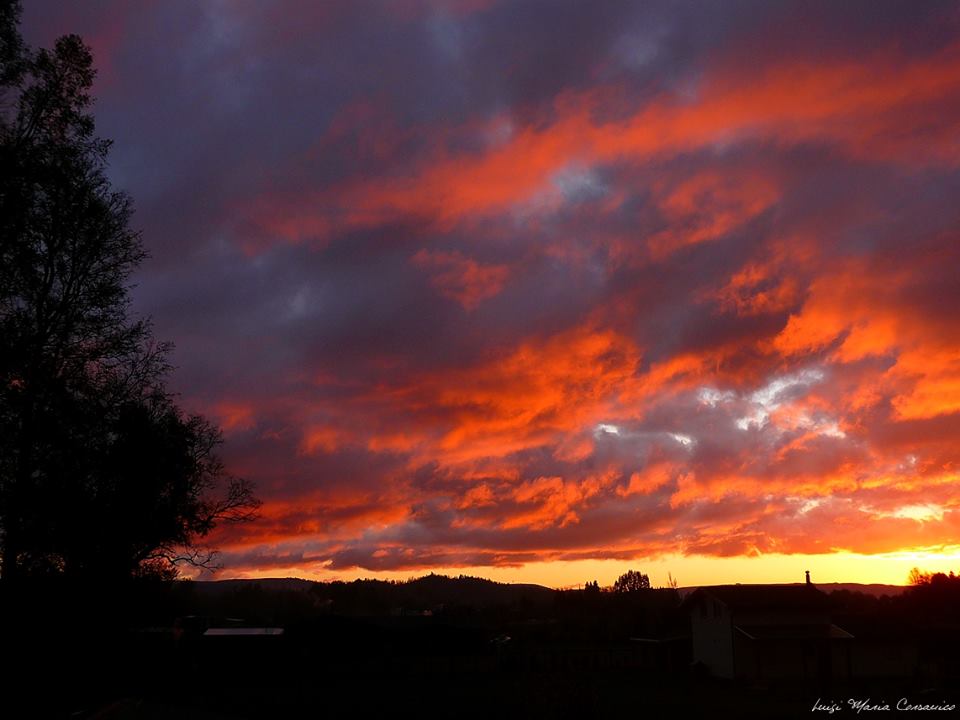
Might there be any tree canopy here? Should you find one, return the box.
[613,569,651,593]
[0,2,258,581]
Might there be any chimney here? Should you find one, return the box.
[805,570,811,585]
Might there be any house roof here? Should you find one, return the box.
[685,584,830,613]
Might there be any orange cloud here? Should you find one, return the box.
[213,401,256,434]
[242,43,960,245]
[890,348,960,421]
[382,323,645,466]
[647,170,779,258]
[300,425,343,454]
[617,463,678,498]
[714,253,801,318]
[771,255,960,423]
[411,249,510,309]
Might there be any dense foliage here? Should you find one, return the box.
[0,1,257,581]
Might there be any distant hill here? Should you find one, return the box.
[188,574,556,614]
[191,577,318,595]
[814,582,906,597]
[392,573,555,607]
[195,577,906,599]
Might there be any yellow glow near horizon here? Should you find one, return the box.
[216,547,960,588]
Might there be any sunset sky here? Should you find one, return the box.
[23,0,960,588]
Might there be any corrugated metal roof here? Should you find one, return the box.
[203,628,284,636]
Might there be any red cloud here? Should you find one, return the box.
[411,249,510,309]
[240,43,960,247]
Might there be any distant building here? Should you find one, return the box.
[199,624,287,677]
[685,582,853,680]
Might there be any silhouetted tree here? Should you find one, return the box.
[613,569,650,593]
[0,3,258,581]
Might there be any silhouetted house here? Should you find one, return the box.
[686,583,853,681]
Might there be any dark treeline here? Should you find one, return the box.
[108,570,960,631]
[830,570,960,628]
[106,572,684,630]
[0,1,258,584]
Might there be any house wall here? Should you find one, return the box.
[735,637,813,680]
[734,636,853,681]
[832,642,853,681]
[691,596,734,678]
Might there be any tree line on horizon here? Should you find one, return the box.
[104,568,960,633]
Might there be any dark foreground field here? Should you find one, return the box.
[4,577,960,719]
